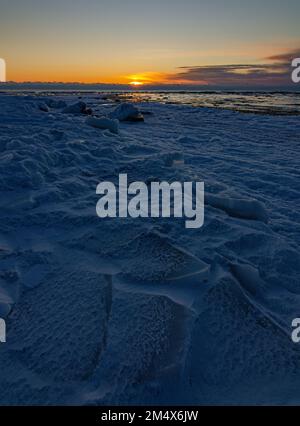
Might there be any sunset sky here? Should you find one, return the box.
[1,0,300,87]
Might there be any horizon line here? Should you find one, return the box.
[0,81,298,92]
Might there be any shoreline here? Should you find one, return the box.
[1,90,300,116]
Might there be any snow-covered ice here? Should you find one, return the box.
[62,101,89,114]
[86,116,119,134]
[0,93,299,405]
[109,102,144,122]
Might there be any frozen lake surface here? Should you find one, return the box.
[0,92,299,405]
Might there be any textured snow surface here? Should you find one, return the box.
[0,93,300,405]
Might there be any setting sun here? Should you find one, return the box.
[129,81,143,86]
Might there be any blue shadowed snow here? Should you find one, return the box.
[0,93,299,405]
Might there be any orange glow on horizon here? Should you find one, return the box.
[4,42,297,84]
[129,81,143,86]
[124,72,167,86]
[5,69,167,85]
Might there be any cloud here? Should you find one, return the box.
[266,49,300,62]
[166,48,300,88]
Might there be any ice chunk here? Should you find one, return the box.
[0,287,13,318]
[109,103,144,122]
[86,116,119,134]
[38,102,49,112]
[45,99,67,109]
[62,101,87,114]
[206,193,268,223]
